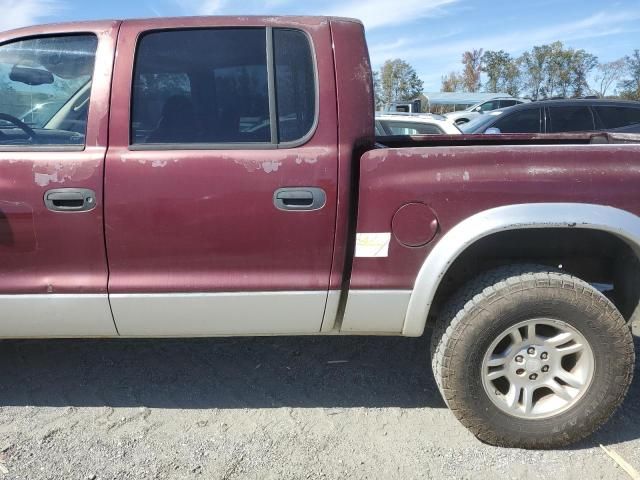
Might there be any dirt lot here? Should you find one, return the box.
[0,322,637,480]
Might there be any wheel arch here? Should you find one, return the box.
[403,203,640,337]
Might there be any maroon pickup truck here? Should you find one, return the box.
[0,16,638,449]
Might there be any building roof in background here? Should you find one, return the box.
[423,92,511,106]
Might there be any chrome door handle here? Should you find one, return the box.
[44,188,96,212]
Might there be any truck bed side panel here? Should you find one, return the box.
[340,144,640,333]
[353,144,640,291]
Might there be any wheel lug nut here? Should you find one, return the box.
[515,355,524,363]
[529,373,538,380]
[527,347,536,355]
[516,369,525,376]
[542,366,549,373]
[541,352,548,360]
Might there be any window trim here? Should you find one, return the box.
[0,32,99,152]
[266,27,279,146]
[128,26,319,151]
[0,144,86,153]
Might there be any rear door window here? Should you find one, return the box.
[131,27,316,147]
[593,106,640,130]
[131,73,191,144]
[273,29,316,143]
[132,28,269,145]
[0,34,97,147]
[547,106,595,133]
[492,108,541,133]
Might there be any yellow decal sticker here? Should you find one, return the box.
[355,232,391,258]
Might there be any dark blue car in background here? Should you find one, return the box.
[460,99,640,134]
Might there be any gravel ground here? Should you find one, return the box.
[0,321,637,480]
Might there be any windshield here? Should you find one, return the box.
[459,111,504,133]
[0,35,97,146]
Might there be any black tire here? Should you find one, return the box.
[430,265,635,449]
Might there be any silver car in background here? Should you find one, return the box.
[375,113,461,136]
[445,97,528,125]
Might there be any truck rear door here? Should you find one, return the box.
[105,18,339,335]
[0,22,119,336]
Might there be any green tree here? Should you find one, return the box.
[568,49,598,98]
[377,59,424,107]
[520,45,549,100]
[373,71,383,110]
[462,49,483,92]
[481,50,521,96]
[619,50,640,100]
[503,59,522,97]
[519,42,597,99]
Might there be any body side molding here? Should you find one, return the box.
[0,294,116,338]
[110,291,329,336]
[341,290,412,333]
[402,203,640,337]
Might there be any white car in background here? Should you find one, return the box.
[375,113,461,136]
[445,97,528,125]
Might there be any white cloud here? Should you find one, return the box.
[0,0,63,31]
[326,0,459,30]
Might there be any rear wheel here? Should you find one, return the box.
[431,265,635,449]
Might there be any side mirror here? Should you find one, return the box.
[9,65,54,86]
[484,127,502,134]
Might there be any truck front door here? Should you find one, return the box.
[0,23,119,336]
[105,18,339,335]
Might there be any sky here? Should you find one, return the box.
[0,0,638,90]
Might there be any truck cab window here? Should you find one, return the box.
[131,27,317,147]
[131,28,270,145]
[0,35,97,147]
[131,73,192,144]
[273,29,316,143]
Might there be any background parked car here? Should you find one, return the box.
[459,99,640,134]
[375,113,460,136]
[445,97,528,125]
